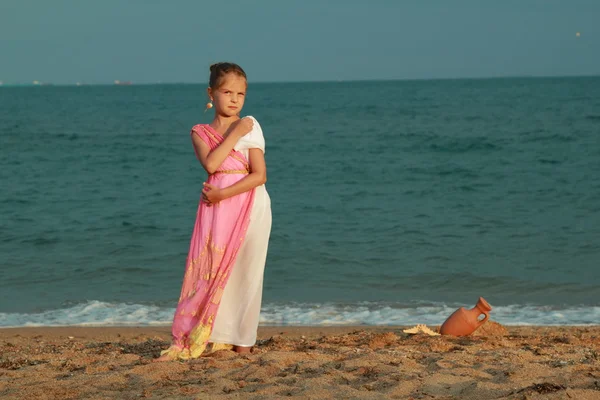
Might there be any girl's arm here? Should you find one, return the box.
[193,118,253,174]
[202,148,266,204]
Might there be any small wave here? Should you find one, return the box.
[427,138,500,154]
[0,198,32,205]
[0,300,598,328]
[521,133,574,143]
[20,236,61,246]
[538,158,561,165]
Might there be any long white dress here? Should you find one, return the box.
[208,116,272,347]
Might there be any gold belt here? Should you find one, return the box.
[211,169,249,175]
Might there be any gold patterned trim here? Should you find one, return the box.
[201,126,250,170]
[229,152,250,169]
[211,169,249,175]
[201,125,220,142]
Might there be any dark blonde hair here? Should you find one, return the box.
[209,62,247,89]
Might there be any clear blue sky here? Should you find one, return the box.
[1,0,598,84]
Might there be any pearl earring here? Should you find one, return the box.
[204,101,213,112]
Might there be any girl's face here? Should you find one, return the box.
[208,73,247,117]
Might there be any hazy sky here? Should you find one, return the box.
[1,0,598,84]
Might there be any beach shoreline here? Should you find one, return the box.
[1,324,599,399]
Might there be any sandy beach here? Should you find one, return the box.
[0,323,598,399]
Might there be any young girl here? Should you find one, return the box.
[156,62,272,361]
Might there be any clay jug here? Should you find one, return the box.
[439,297,492,336]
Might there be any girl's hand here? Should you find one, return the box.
[230,117,254,138]
[202,183,223,206]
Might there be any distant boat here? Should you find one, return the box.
[114,80,132,85]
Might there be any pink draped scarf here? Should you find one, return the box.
[161,124,255,360]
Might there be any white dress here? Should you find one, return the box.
[209,116,272,347]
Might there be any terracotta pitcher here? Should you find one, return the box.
[439,297,492,336]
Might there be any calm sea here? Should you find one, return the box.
[1,77,599,327]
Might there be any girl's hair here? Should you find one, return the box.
[209,62,247,89]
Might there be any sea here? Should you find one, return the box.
[1,77,599,327]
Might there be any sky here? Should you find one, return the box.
[1,0,599,84]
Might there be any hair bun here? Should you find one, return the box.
[208,62,247,89]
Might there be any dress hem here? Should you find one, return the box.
[209,338,256,347]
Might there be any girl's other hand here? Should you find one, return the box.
[202,183,223,206]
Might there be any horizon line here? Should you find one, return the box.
[1,73,599,87]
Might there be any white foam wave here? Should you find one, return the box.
[0,301,174,328]
[259,303,600,326]
[0,301,598,328]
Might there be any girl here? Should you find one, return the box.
[156,62,272,361]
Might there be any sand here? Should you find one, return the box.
[1,323,599,399]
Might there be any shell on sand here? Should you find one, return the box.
[403,320,507,337]
[402,324,441,336]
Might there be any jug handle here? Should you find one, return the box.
[476,312,489,327]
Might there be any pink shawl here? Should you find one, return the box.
[161,124,255,359]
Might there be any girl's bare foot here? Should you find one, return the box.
[233,345,252,354]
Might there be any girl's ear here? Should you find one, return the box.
[206,87,213,101]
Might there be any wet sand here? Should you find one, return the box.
[1,323,599,399]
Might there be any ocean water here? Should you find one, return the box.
[1,77,600,327]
